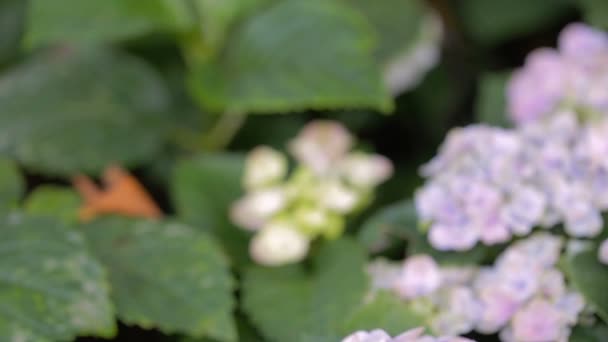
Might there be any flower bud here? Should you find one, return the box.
[288,120,353,175]
[244,146,287,190]
[340,152,394,188]
[230,188,286,231]
[249,222,310,266]
[394,255,442,299]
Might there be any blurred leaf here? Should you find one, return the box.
[24,0,191,48]
[83,218,236,341]
[0,158,23,212]
[566,248,608,323]
[188,0,391,114]
[242,239,368,342]
[358,200,489,265]
[475,72,511,127]
[347,0,442,94]
[343,291,426,335]
[571,324,608,342]
[23,186,80,223]
[171,153,251,267]
[0,213,115,340]
[0,0,26,63]
[189,0,272,55]
[578,0,608,29]
[460,0,573,44]
[0,46,172,176]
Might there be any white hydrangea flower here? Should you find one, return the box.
[230,187,286,231]
[249,222,309,266]
[243,146,287,190]
[342,327,475,342]
[339,152,394,188]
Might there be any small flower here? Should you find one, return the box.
[598,238,608,265]
[243,146,287,190]
[394,255,442,299]
[511,299,563,342]
[288,120,353,175]
[317,179,360,214]
[339,152,394,188]
[342,327,476,342]
[230,188,286,231]
[249,222,310,266]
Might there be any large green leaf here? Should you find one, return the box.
[460,0,573,44]
[23,186,80,224]
[171,154,251,267]
[566,248,608,323]
[24,0,191,48]
[347,0,441,94]
[0,158,23,212]
[0,46,172,176]
[83,218,237,341]
[188,0,391,114]
[0,214,115,341]
[358,200,489,265]
[242,239,368,342]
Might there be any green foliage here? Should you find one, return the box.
[83,218,237,341]
[242,239,368,342]
[571,324,608,341]
[172,153,251,267]
[0,0,25,63]
[476,72,511,127]
[578,0,608,29]
[242,238,425,341]
[0,158,23,212]
[460,0,573,44]
[0,46,172,175]
[23,186,80,223]
[0,213,115,340]
[24,0,190,48]
[188,0,391,114]
[566,247,608,323]
[343,291,426,335]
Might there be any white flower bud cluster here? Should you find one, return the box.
[231,120,393,266]
[367,234,585,341]
[342,327,475,342]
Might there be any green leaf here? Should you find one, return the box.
[242,239,368,342]
[23,186,80,224]
[0,0,26,64]
[0,213,115,340]
[347,0,441,94]
[566,248,608,323]
[578,0,608,29]
[83,218,237,341]
[460,0,573,44]
[0,158,23,212]
[171,154,251,267]
[0,46,172,176]
[343,291,426,336]
[24,0,190,48]
[476,72,511,127]
[571,324,608,342]
[188,0,391,114]
[189,0,272,55]
[358,200,489,265]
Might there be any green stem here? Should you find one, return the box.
[201,111,247,151]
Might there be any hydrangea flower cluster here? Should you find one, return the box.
[231,120,393,266]
[367,234,585,341]
[508,23,608,125]
[342,327,475,342]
